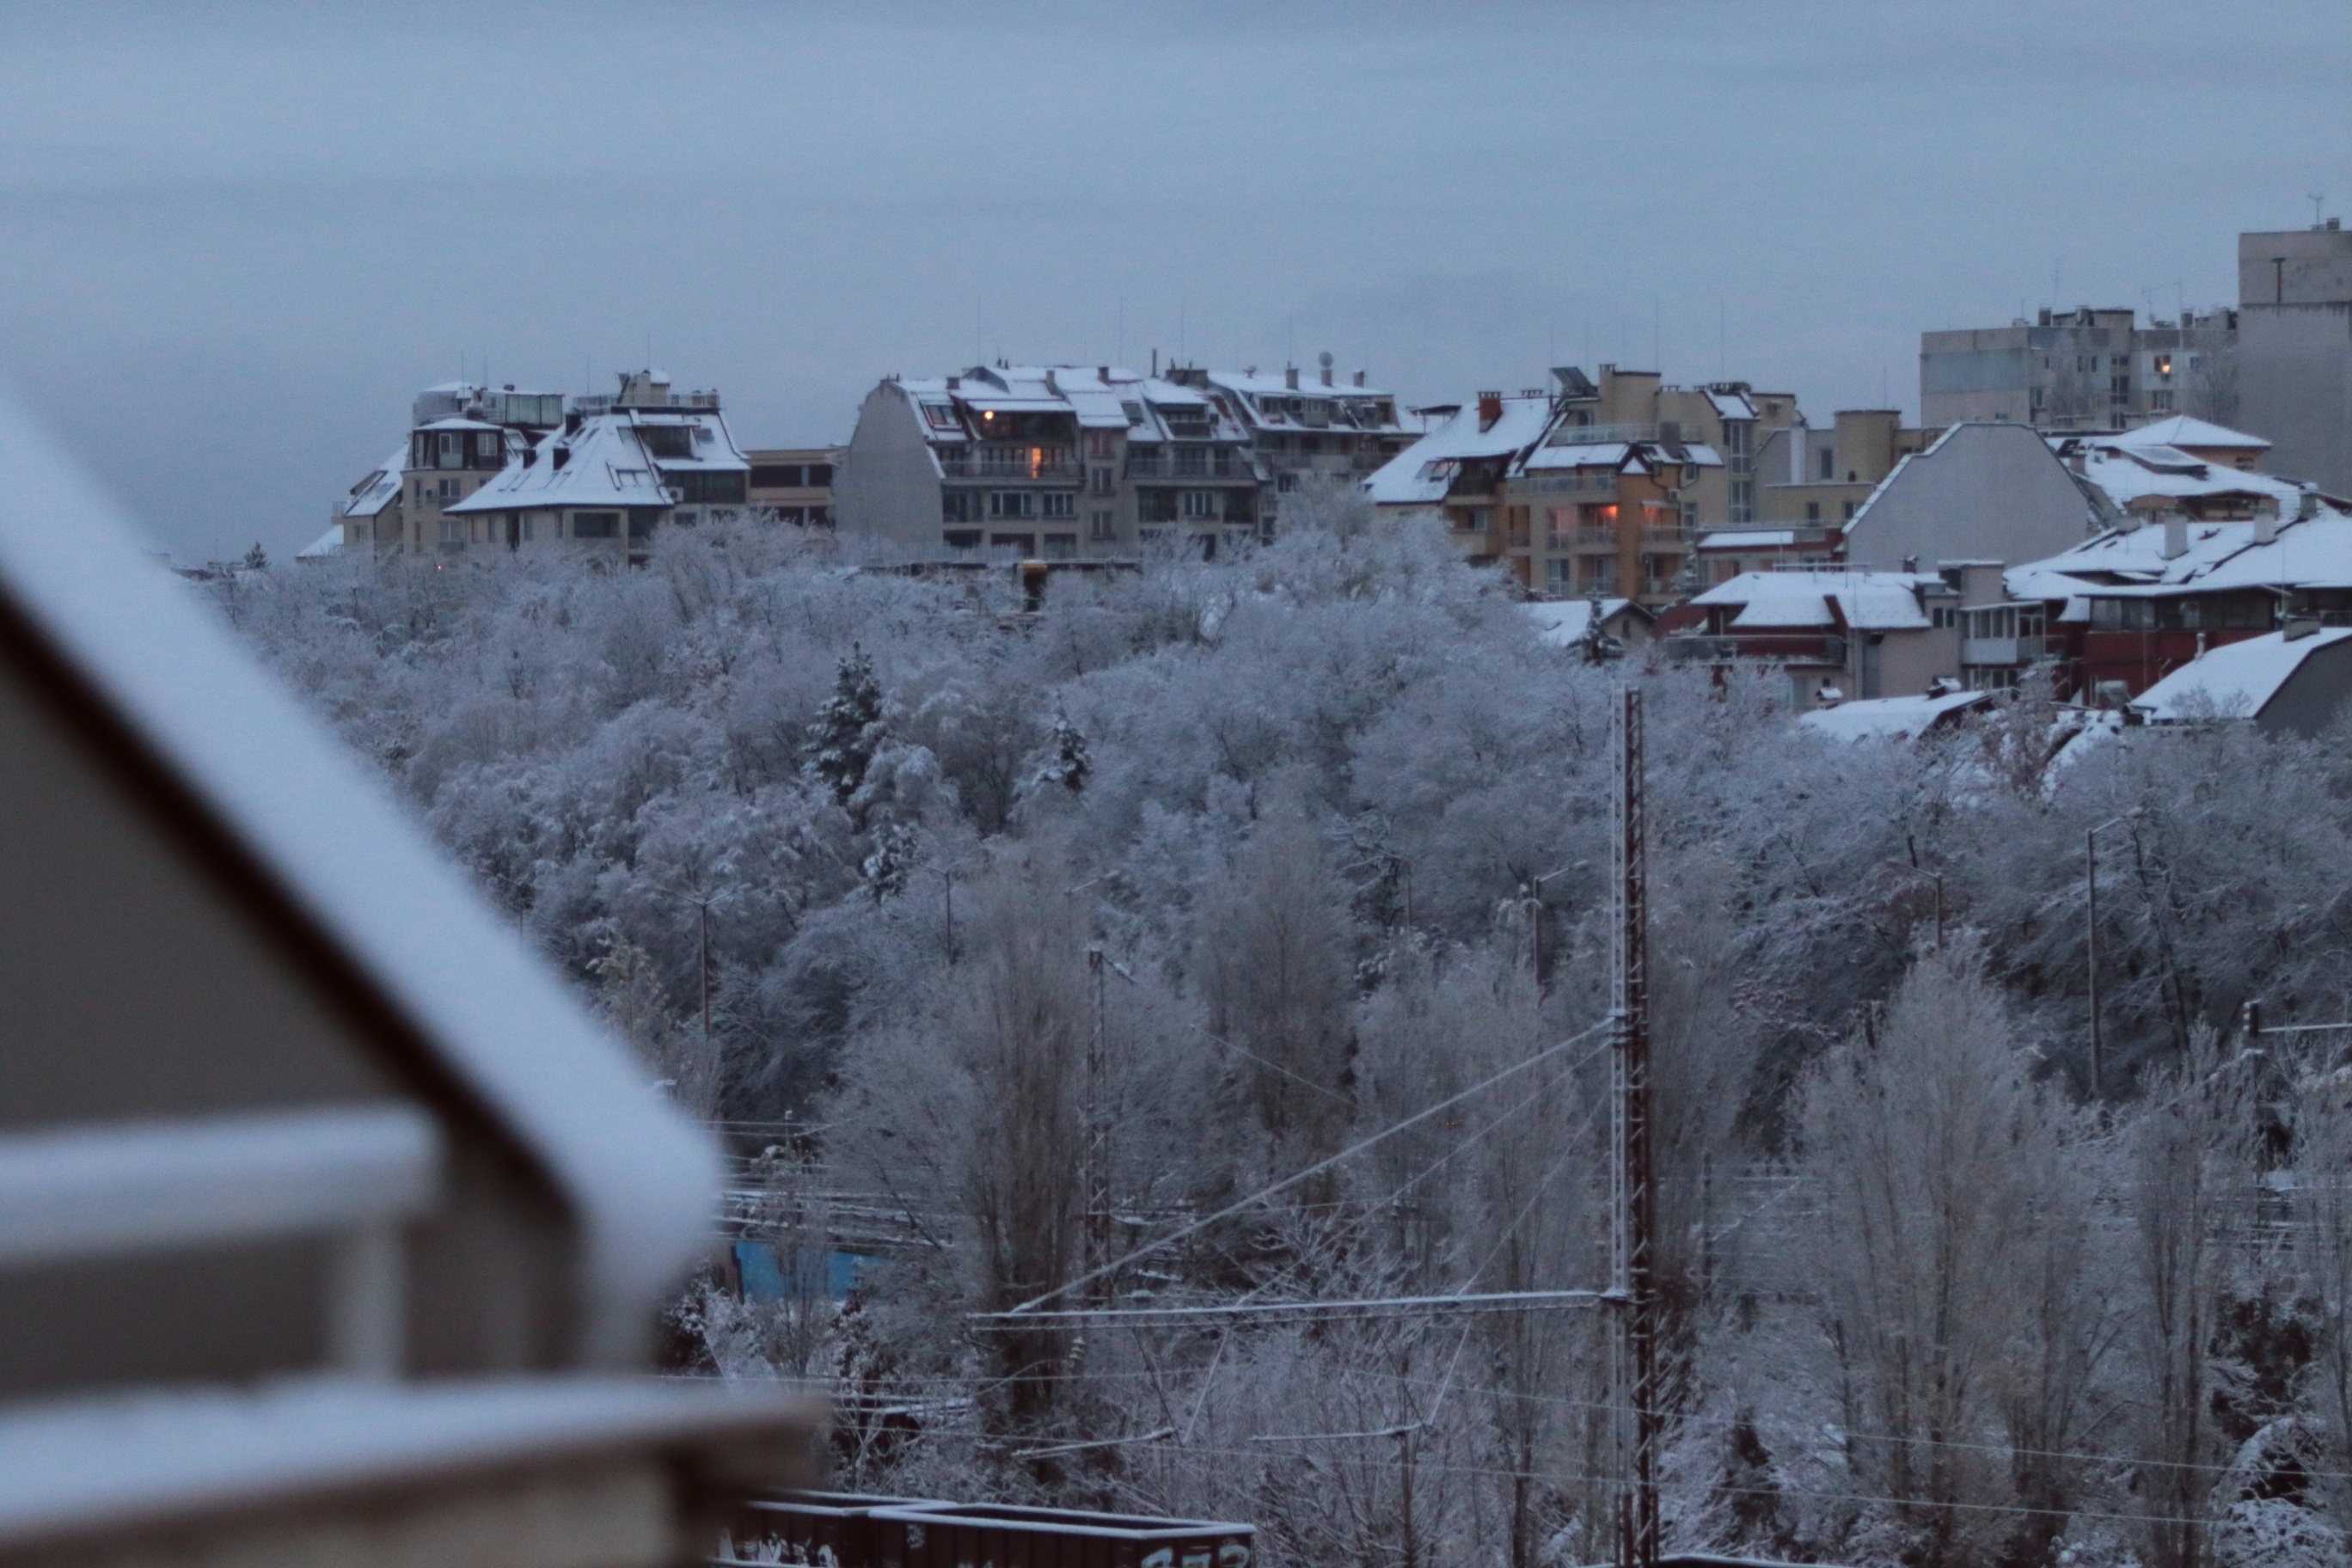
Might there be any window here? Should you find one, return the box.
[1932,607,1957,629]
[988,491,1038,519]
[943,528,982,551]
[1042,533,1077,560]
[1089,509,1115,542]
[2153,353,2173,379]
[1087,431,1118,458]
[1545,558,1572,595]
[1181,490,1218,519]
[438,518,464,544]
[750,465,804,487]
[1277,473,1298,493]
[572,511,619,539]
[1818,449,1834,480]
[1841,500,1856,520]
[922,402,960,430]
[1092,467,1116,497]
[1546,508,1571,549]
[2078,355,2096,373]
[806,464,832,486]
[1041,493,1075,518]
[639,426,694,459]
[1805,501,1821,521]
[437,432,462,469]
[475,431,500,459]
[989,533,1036,554]
[2150,389,2175,411]
[943,491,982,523]
[438,477,459,500]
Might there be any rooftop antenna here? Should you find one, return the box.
[2313,193,2327,226]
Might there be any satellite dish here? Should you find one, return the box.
[1318,351,1334,369]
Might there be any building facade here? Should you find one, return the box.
[1920,307,2238,432]
[746,447,842,526]
[1182,361,1413,532]
[1752,408,1941,528]
[835,364,1262,560]
[2238,221,2352,495]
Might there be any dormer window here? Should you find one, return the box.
[1121,401,1144,426]
[922,401,959,430]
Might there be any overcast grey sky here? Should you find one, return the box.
[1,1,2344,562]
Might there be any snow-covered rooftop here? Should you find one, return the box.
[2130,628,2352,723]
[2066,441,2312,514]
[447,414,676,514]
[1706,389,1757,422]
[1364,397,1555,505]
[1699,529,1798,550]
[1799,689,1990,742]
[2110,415,2271,453]
[2006,503,2352,601]
[1690,569,1944,632]
[335,446,407,520]
[1522,597,1639,647]
[293,525,343,561]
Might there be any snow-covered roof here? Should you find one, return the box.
[0,391,717,1363]
[2110,415,2270,453]
[1699,529,1798,550]
[2130,628,2352,723]
[1522,597,1642,646]
[294,525,342,561]
[1690,569,1943,631]
[336,446,407,519]
[2065,440,2312,513]
[446,414,674,514]
[1364,396,1555,505]
[1706,389,1756,422]
[1799,689,1991,742]
[413,417,505,433]
[1516,438,1720,475]
[2006,504,2352,602]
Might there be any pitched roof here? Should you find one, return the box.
[1689,569,1941,631]
[1799,689,1991,742]
[446,415,672,514]
[2006,504,2352,601]
[2132,628,2352,721]
[2110,415,2271,452]
[1363,397,1555,505]
[336,446,407,520]
[1522,597,1645,646]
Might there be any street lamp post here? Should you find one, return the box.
[1883,861,1945,951]
[2086,809,2144,1099]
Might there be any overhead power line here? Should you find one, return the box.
[970,1289,1612,1328]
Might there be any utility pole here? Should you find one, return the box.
[1610,686,1660,1568]
[1083,945,1112,1303]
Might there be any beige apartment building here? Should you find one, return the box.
[335,373,747,566]
[1754,409,1942,526]
[746,446,842,526]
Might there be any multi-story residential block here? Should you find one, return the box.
[1920,305,2238,432]
[334,372,747,565]
[1752,408,1941,528]
[1368,364,1795,609]
[834,364,1261,560]
[745,447,842,526]
[2238,220,2352,495]
[447,376,746,563]
[1172,359,1413,532]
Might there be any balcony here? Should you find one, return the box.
[938,444,1075,480]
[1963,635,2047,667]
[1126,451,1248,480]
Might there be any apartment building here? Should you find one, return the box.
[1563,364,1804,526]
[1752,408,1941,528]
[442,372,747,563]
[746,447,842,526]
[334,373,744,563]
[2239,220,2352,495]
[1658,568,1965,707]
[834,364,1261,560]
[1920,305,2238,432]
[1174,358,1414,533]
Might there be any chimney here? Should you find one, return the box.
[2162,513,2188,560]
[2067,448,2086,475]
[2300,485,2321,521]
[1353,370,1366,387]
[1285,365,1299,390]
[1319,352,1333,388]
[1098,365,1109,381]
[1477,391,1504,429]
[946,375,959,389]
[2254,501,2280,545]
